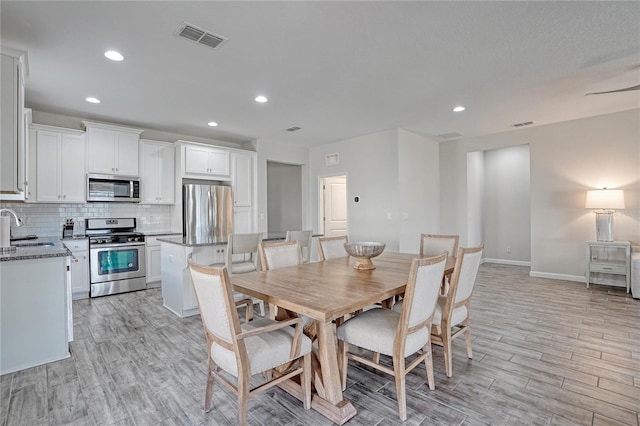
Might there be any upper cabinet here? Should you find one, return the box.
[84,121,143,176]
[184,144,230,177]
[231,151,256,232]
[231,151,254,207]
[34,126,86,203]
[0,48,27,200]
[140,139,175,204]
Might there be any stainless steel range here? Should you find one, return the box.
[86,218,146,297]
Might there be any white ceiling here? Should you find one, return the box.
[2,1,639,147]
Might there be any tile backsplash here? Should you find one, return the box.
[0,202,173,238]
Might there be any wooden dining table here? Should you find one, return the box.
[231,251,456,424]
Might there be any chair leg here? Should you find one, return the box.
[423,344,435,390]
[302,353,312,409]
[204,357,216,412]
[443,325,453,378]
[258,300,266,317]
[464,321,473,359]
[372,352,380,364]
[237,370,250,426]
[393,356,407,421]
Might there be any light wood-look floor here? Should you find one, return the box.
[1,263,639,425]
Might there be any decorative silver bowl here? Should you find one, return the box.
[344,242,386,270]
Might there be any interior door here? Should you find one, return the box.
[323,176,347,237]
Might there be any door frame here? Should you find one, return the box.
[318,173,348,236]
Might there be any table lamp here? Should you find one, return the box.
[585,188,625,241]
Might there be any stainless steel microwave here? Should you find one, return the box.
[87,174,140,202]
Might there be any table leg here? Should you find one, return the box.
[311,321,357,424]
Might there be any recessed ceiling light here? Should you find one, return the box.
[453,106,466,112]
[85,97,101,104]
[104,50,124,61]
[207,121,218,127]
[255,95,268,103]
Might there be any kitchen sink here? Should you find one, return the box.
[13,241,55,248]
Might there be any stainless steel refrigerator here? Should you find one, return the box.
[183,184,233,244]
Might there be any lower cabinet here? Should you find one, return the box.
[63,239,89,299]
[160,241,225,317]
[145,235,171,288]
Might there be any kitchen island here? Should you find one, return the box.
[158,235,228,317]
[158,232,321,317]
[0,239,72,374]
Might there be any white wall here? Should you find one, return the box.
[397,129,440,253]
[440,109,640,281]
[466,150,484,247]
[309,128,440,251]
[482,145,530,261]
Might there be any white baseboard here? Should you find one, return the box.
[529,271,586,283]
[483,258,531,267]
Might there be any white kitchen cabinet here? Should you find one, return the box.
[0,49,27,200]
[140,140,175,204]
[232,151,254,207]
[145,234,177,286]
[184,145,230,177]
[35,127,86,203]
[84,121,143,176]
[160,241,226,317]
[231,151,256,232]
[64,239,89,299]
[234,206,253,234]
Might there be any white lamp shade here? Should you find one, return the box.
[585,189,625,210]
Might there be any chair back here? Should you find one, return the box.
[400,253,447,332]
[226,233,263,271]
[420,234,459,257]
[188,261,239,345]
[451,245,483,304]
[317,235,348,261]
[286,230,313,262]
[259,240,303,270]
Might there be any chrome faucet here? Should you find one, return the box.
[0,209,22,249]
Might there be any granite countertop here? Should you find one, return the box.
[157,235,228,247]
[158,232,323,247]
[142,231,182,237]
[0,238,71,262]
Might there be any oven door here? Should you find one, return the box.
[90,243,146,283]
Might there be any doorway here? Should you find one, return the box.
[320,175,348,237]
[267,161,302,232]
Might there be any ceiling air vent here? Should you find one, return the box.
[513,121,534,128]
[286,126,302,132]
[176,22,228,49]
[435,132,463,141]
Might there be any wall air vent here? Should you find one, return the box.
[325,153,339,166]
[286,126,302,132]
[513,121,534,127]
[176,22,228,49]
[435,131,463,141]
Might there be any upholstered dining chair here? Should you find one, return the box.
[427,244,483,378]
[285,230,313,263]
[317,235,348,261]
[337,253,447,421]
[420,234,459,295]
[258,240,315,332]
[420,234,459,257]
[188,260,312,425]
[225,233,265,317]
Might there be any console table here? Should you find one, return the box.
[585,241,631,293]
